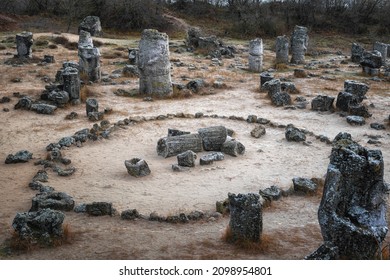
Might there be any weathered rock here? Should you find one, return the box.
[199,152,224,165]
[290,26,308,64]
[58,136,75,147]
[122,64,139,77]
[270,91,291,107]
[260,72,274,90]
[88,111,104,121]
[263,79,281,97]
[370,123,385,130]
[47,90,69,105]
[29,181,54,193]
[305,241,340,260]
[292,177,318,194]
[281,82,298,94]
[138,29,172,97]
[166,213,189,224]
[317,136,388,259]
[177,150,197,167]
[78,30,93,48]
[351,43,365,63]
[31,103,57,115]
[86,98,98,116]
[32,170,48,182]
[85,202,115,216]
[228,193,262,242]
[128,48,139,65]
[121,209,140,220]
[251,124,266,138]
[62,67,80,102]
[275,35,289,64]
[14,96,33,110]
[157,134,203,158]
[188,210,205,221]
[348,103,371,118]
[346,115,365,125]
[221,138,245,157]
[12,209,65,242]
[172,164,191,172]
[248,38,263,72]
[198,126,227,151]
[78,16,102,36]
[336,91,356,112]
[247,115,257,123]
[373,42,387,65]
[344,80,369,102]
[73,128,89,142]
[16,31,33,58]
[125,158,151,177]
[311,95,335,111]
[360,50,382,69]
[30,192,75,212]
[43,55,54,63]
[186,27,203,48]
[186,79,205,93]
[79,46,101,82]
[294,68,307,78]
[54,166,76,177]
[5,150,32,164]
[74,204,87,213]
[285,124,306,142]
[168,128,190,137]
[259,186,282,201]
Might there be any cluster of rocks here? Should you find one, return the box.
[274,25,309,65]
[351,41,388,75]
[262,78,292,107]
[306,132,388,259]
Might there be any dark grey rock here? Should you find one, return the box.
[86,98,98,116]
[5,150,32,164]
[200,152,224,165]
[221,139,245,157]
[290,25,308,64]
[187,210,205,221]
[360,50,382,69]
[370,123,385,130]
[30,192,75,212]
[285,124,306,142]
[121,209,140,220]
[32,170,48,182]
[166,213,189,224]
[311,95,335,111]
[14,96,32,110]
[228,193,262,242]
[88,111,104,121]
[348,103,371,118]
[172,164,190,172]
[259,185,282,201]
[351,43,364,64]
[30,103,57,115]
[317,137,388,259]
[125,158,151,177]
[263,79,281,97]
[275,35,289,64]
[198,126,227,151]
[346,115,365,126]
[73,128,89,142]
[54,166,76,176]
[292,177,318,194]
[246,115,257,123]
[74,204,87,213]
[186,79,205,93]
[78,16,102,36]
[260,72,274,90]
[270,91,291,107]
[344,80,369,102]
[128,48,139,65]
[168,128,190,137]
[281,82,298,94]
[62,67,80,102]
[336,91,357,112]
[58,136,75,147]
[85,202,115,216]
[177,150,197,167]
[305,241,340,260]
[47,90,69,105]
[16,31,33,58]
[251,124,266,138]
[122,64,139,77]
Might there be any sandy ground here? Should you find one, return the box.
[0,30,389,260]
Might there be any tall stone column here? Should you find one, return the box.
[373,42,387,66]
[290,26,308,64]
[138,29,172,97]
[351,43,365,63]
[275,35,289,64]
[16,31,33,58]
[248,38,263,72]
[78,30,101,82]
[62,67,80,103]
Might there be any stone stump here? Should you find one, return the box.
[16,31,33,58]
[260,72,274,90]
[78,30,93,48]
[86,98,98,116]
[263,79,281,98]
[360,50,382,76]
[157,134,203,158]
[125,158,151,177]
[62,67,80,102]
[248,38,263,72]
[79,46,101,82]
[198,126,227,151]
[316,133,388,259]
[228,193,262,242]
[78,16,102,36]
[177,150,197,167]
[275,35,289,64]
[311,95,335,111]
[128,48,139,65]
[138,29,172,97]
[344,80,369,102]
[373,42,387,65]
[290,26,308,64]
[351,43,365,63]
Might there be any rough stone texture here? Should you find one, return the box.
[30,192,75,212]
[311,95,335,111]
[43,55,54,63]
[14,96,32,110]
[31,103,57,115]
[86,98,98,116]
[16,31,33,58]
[351,43,365,63]
[32,170,48,182]
[121,209,140,220]
[336,91,356,112]
[177,150,197,167]
[78,16,102,36]
[317,135,388,259]
[12,209,65,242]
[198,126,227,151]
[281,82,298,94]
[360,50,382,69]
[58,136,75,147]
[221,139,245,157]
[370,123,385,130]
[172,164,190,172]
[123,65,139,77]
[85,202,115,216]
[344,80,369,102]
[248,38,263,72]
[5,150,32,164]
[200,152,224,165]
[270,91,291,107]
[292,177,318,194]
[251,124,266,138]
[125,158,151,177]
[186,27,203,48]
[263,79,281,97]
[78,30,93,48]
[346,115,365,125]
[186,79,205,93]
[128,48,139,65]
[138,29,172,97]
[348,103,371,118]
[259,186,282,201]
[373,42,387,65]
[285,124,306,142]
[47,90,69,106]
[168,128,190,137]
[290,25,308,64]
[79,46,101,82]
[275,35,289,64]
[305,242,340,260]
[260,72,274,90]
[157,134,203,158]
[62,67,80,102]
[228,193,262,242]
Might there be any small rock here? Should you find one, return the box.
[346,115,365,126]
[125,158,151,177]
[370,123,385,130]
[200,152,224,165]
[121,209,140,220]
[292,177,318,194]
[85,202,115,216]
[285,124,306,142]
[5,150,33,164]
[251,124,266,138]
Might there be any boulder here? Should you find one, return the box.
[177,150,197,167]
[30,103,57,115]
[30,192,75,212]
[346,115,365,126]
[360,50,382,69]
[85,202,115,216]
[344,80,369,102]
[336,91,357,112]
[317,135,388,259]
[285,124,306,142]
[125,158,151,177]
[311,95,335,111]
[221,139,245,157]
[200,152,224,165]
[259,185,282,201]
[47,90,70,105]
[292,177,318,194]
[270,91,291,107]
[78,16,102,36]
[348,103,371,118]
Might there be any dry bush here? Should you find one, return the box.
[274,63,288,71]
[93,40,104,47]
[0,44,6,50]
[65,42,78,50]
[48,44,58,49]
[52,35,69,46]
[80,85,99,102]
[221,226,272,253]
[102,51,126,59]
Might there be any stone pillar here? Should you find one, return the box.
[62,67,80,103]
[128,48,139,65]
[275,35,289,64]
[78,16,102,36]
[16,31,33,58]
[78,30,93,49]
[260,72,274,91]
[351,43,365,63]
[228,193,262,242]
[79,46,101,82]
[248,38,263,72]
[138,29,172,97]
[373,42,387,65]
[360,50,382,76]
[290,26,308,64]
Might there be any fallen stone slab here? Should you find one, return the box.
[292,177,318,194]
[200,152,224,165]
[30,191,75,212]
[85,202,115,216]
[285,124,306,142]
[157,134,203,158]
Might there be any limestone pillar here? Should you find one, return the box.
[248,38,263,72]
[79,46,101,82]
[62,67,80,103]
[290,26,308,64]
[138,29,172,97]
[275,35,289,64]
[16,31,33,58]
[373,42,387,65]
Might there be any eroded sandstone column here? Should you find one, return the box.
[62,67,80,103]
[290,26,308,64]
[248,38,263,72]
[373,42,387,65]
[79,46,101,82]
[138,29,172,97]
[275,35,289,64]
[16,31,33,58]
